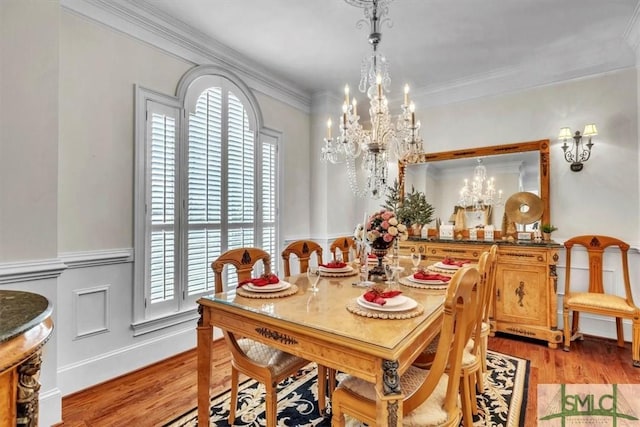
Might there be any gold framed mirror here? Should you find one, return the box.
[398,139,551,228]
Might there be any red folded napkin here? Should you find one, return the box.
[238,273,280,287]
[413,272,451,282]
[320,261,347,269]
[363,289,402,306]
[367,254,377,259]
[442,257,471,267]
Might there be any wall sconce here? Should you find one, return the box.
[558,123,598,172]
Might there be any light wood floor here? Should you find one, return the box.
[59,334,640,427]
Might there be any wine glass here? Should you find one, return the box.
[411,253,421,272]
[307,266,321,293]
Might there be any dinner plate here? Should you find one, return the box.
[434,261,464,270]
[319,265,353,273]
[408,276,449,285]
[356,295,418,312]
[244,281,291,293]
[359,294,409,308]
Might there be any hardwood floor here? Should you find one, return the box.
[59,334,640,427]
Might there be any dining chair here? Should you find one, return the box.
[329,236,357,262]
[562,235,640,367]
[412,250,490,427]
[477,244,498,388]
[331,266,480,427]
[211,248,314,425]
[281,239,323,277]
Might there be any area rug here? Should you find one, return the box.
[165,350,529,427]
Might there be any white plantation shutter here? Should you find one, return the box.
[135,71,279,323]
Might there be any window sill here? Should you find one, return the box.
[131,308,200,337]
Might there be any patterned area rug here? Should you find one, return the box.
[165,350,529,427]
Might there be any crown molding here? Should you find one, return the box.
[60,0,311,113]
[624,1,640,63]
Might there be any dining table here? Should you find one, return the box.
[196,265,447,427]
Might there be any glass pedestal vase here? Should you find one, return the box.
[369,238,393,281]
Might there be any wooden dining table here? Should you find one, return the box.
[196,268,446,427]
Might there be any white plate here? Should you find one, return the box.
[356,295,418,312]
[244,281,291,293]
[408,275,449,285]
[434,261,464,270]
[359,294,408,308]
[319,265,352,273]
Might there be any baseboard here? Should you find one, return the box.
[57,326,196,395]
[40,387,62,427]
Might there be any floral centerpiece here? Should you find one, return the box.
[365,209,409,246]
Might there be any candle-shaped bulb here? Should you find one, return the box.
[344,84,350,104]
[352,98,357,116]
[376,74,382,98]
[342,102,348,113]
[404,84,410,105]
[410,102,416,126]
[326,118,332,139]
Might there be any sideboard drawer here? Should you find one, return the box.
[425,244,487,261]
[498,248,547,265]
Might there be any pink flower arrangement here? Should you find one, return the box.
[365,209,408,244]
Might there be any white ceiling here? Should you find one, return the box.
[133,0,639,99]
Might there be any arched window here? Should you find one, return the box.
[134,67,278,323]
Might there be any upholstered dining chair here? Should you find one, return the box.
[329,236,357,262]
[211,248,314,425]
[412,249,492,427]
[331,266,480,427]
[562,235,640,367]
[477,244,498,387]
[281,239,323,277]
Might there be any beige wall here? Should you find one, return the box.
[0,0,59,262]
[411,69,639,242]
[58,12,193,252]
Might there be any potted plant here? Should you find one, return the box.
[540,223,558,241]
[397,186,435,236]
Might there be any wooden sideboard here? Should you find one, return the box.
[0,291,53,427]
[398,238,563,348]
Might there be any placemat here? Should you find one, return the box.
[399,276,450,290]
[345,299,424,319]
[320,269,359,278]
[236,284,299,299]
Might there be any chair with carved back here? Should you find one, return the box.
[562,235,640,367]
[281,240,323,277]
[329,236,357,262]
[211,248,315,425]
[331,266,480,427]
[411,250,491,427]
[477,244,498,388]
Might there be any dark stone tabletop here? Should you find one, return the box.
[0,290,52,343]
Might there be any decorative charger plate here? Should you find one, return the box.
[319,265,352,273]
[399,276,450,290]
[433,261,461,270]
[346,298,424,319]
[357,294,411,309]
[319,266,358,277]
[407,275,449,285]
[244,282,291,293]
[237,283,298,299]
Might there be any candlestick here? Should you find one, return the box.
[404,84,409,106]
[409,102,415,126]
[352,98,357,116]
[376,74,382,99]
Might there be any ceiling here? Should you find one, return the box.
[133,0,639,100]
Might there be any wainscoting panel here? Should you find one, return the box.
[73,285,110,339]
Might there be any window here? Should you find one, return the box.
[134,69,279,324]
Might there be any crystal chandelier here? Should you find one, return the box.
[320,0,423,199]
[458,159,503,209]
